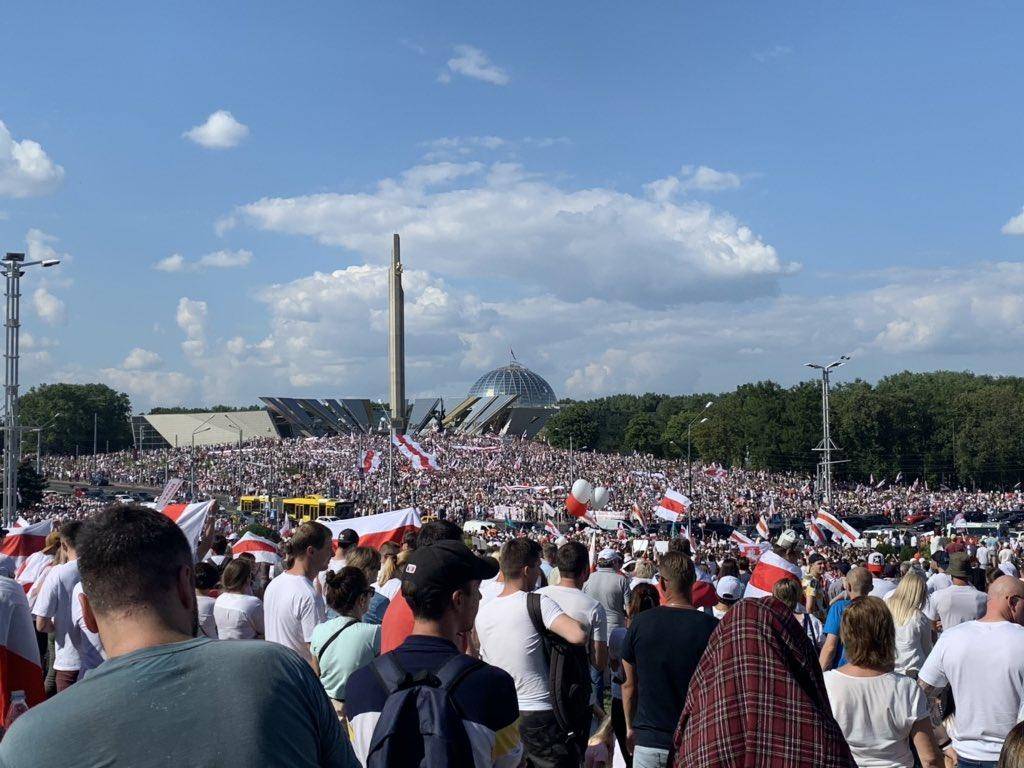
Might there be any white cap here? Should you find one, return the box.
[776,529,800,549]
[867,552,884,566]
[716,576,744,601]
[598,547,621,563]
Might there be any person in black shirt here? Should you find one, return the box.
[621,550,717,768]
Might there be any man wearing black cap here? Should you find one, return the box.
[928,551,952,594]
[317,528,359,595]
[346,540,523,768]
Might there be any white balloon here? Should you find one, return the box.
[571,478,593,504]
[592,486,609,511]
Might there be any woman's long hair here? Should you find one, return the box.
[886,570,927,627]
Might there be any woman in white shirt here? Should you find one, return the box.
[214,557,265,640]
[885,571,933,677]
[824,596,942,768]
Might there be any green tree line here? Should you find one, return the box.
[544,371,1024,489]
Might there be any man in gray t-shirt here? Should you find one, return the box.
[583,549,631,632]
[0,506,354,768]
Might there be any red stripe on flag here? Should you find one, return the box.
[659,497,687,514]
[748,560,802,594]
[357,523,420,550]
[0,646,44,724]
[232,540,278,555]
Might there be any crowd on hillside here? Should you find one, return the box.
[37,433,1024,529]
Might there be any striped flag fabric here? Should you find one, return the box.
[743,549,803,598]
[279,516,294,538]
[321,508,422,549]
[755,515,770,540]
[544,520,560,538]
[162,500,215,551]
[231,532,282,565]
[0,520,53,575]
[0,577,45,723]
[654,489,691,522]
[807,517,826,546]
[392,435,440,471]
[815,509,860,545]
[15,549,54,595]
[729,529,755,547]
[360,450,381,475]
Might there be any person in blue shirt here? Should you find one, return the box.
[819,566,873,670]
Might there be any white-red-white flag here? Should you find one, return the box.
[0,578,45,723]
[0,519,52,575]
[231,532,282,565]
[392,435,440,471]
[807,518,826,546]
[815,509,860,545]
[544,520,560,538]
[654,489,691,522]
[279,516,294,538]
[542,502,558,518]
[162,500,215,552]
[360,450,381,475]
[729,529,755,547]
[743,549,803,598]
[15,550,54,595]
[321,508,422,549]
[756,515,770,540]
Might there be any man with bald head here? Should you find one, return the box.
[818,566,872,670]
[919,575,1024,767]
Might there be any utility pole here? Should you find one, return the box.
[2,252,59,527]
[805,355,850,512]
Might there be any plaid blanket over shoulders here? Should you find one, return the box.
[672,596,856,768]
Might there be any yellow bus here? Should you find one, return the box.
[282,495,348,522]
[239,495,270,513]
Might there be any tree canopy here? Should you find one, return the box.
[542,371,1024,489]
[19,383,133,456]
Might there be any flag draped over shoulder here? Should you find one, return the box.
[162,501,215,551]
[743,549,803,598]
[0,578,45,723]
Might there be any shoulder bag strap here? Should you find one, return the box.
[316,618,358,663]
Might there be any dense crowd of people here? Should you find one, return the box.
[5,432,1024,766]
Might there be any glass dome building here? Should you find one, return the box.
[467,362,557,408]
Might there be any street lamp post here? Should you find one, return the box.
[3,252,59,528]
[189,416,216,499]
[686,401,713,538]
[805,355,850,512]
[32,412,61,475]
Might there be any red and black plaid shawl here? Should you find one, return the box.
[672,596,856,768]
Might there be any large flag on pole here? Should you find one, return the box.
[0,578,45,723]
[0,520,52,575]
[729,529,755,547]
[359,450,381,475]
[807,517,826,546]
[744,549,803,598]
[321,508,422,549]
[815,509,860,545]
[392,435,440,471]
[162,501,215,552]
[231,533,282,565]
[654,489,691,522]
[755,515,770,540]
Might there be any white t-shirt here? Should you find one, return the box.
[537,585,608,645]
[475,590,565,711]
[32,560,81,672]
[927,572,952,594]
[316,558,348,594]
[214,592,265,640]
[977,547,991,567]
[263,572,327,662]
[204,553,229,568]
[869,578,898,599]
[919,620,1024,762]
[70,582,104,678]
[196,595,217,639]
[375,578,402,601]
[932,584,986,630]
[478,577,504,607]
[824,670,929,768]
[892,611,934,676]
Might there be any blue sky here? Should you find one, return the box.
[2,2,1024,410]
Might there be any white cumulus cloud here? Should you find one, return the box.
[154,249,252,272]
[644,165,742,201]
[0,120,64,197]
[32,287,66,326]
[1002,207,1024,236]
[440,45,510,85]
[121,347,163,371]
[237,161,793,308]
[183,110,249,149]
[154,253,185,272]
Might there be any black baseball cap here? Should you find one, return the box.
[932,551,950,569]
[808,553,825,565]
[402,540,499,599]
[337,529,359,548]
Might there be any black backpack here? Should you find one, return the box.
[526,592,593,751]
[366,653,484,768]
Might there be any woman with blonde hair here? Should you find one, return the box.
[375,546,407,601]
[884,570,934,677]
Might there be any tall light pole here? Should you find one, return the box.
[32,411,62,474]
[686,401,713,538]
[3,252,59,527]
[189,415,216,499]
[805,355,850,512]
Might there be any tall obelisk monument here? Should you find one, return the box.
[388,233,406,430]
